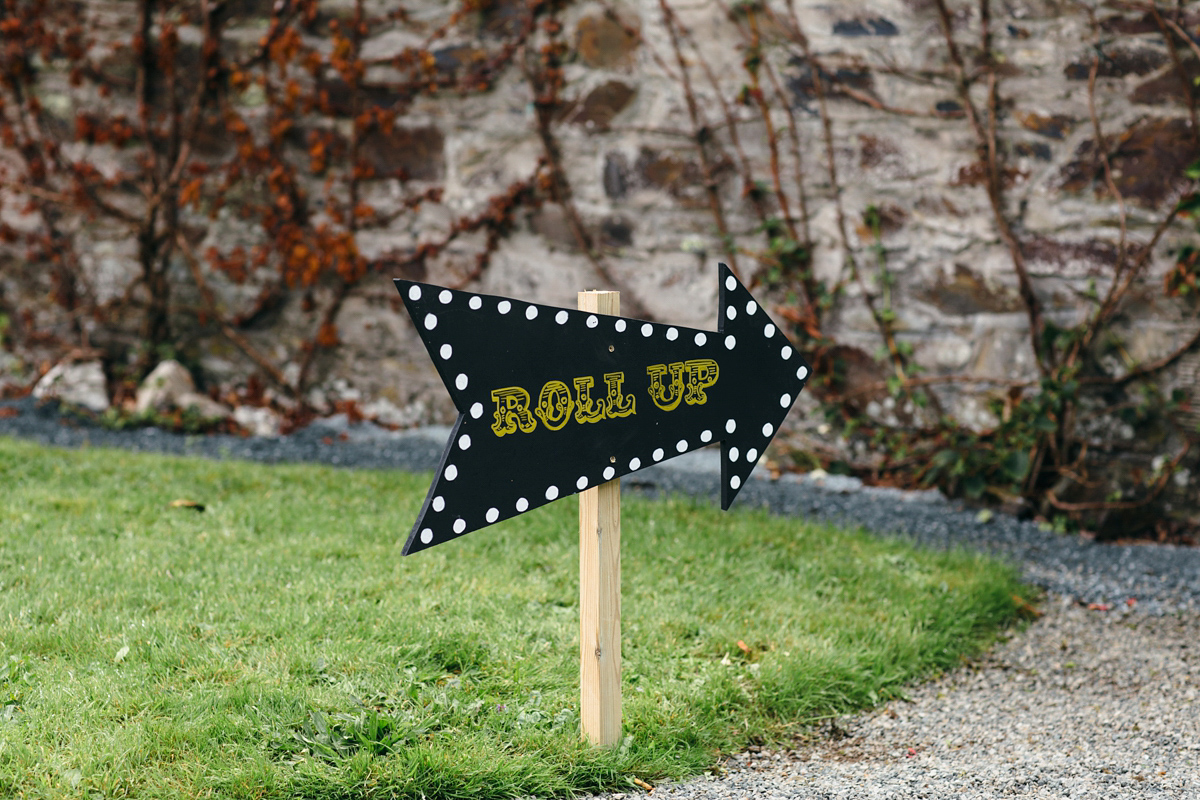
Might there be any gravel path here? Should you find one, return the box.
[601,599,1199,800]
[3,396,1199,798]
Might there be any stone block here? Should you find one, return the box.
[1014,110,1074,139]
[233,405,282,437]
[832,17,900,37]
[576,14,639,69]
[1130,58,1200,106]
[33,360,109,413]
[918,264,1022,316]
[175,392,232,420]
[1064,46,1167,79]
[136,360,196,414]
[1058,117,1196,209]
[359,126,445,182]
[563,80,637,130]
[969,319,1041,382]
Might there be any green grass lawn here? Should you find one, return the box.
[0,436,1029,799]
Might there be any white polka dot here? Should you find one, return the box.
[694,332,707,346]
[486,508,499,523]
[729,446,740,461]
[432,496,445,512]
[516,497,529,512]
[781,346,793,360]
[746,448,758,463]
[453,518,466,534]
[762,422,774,437]
[439,289,452,304]
[641,323,653,337]
[725,335,736,350]
[424,313,438,330]
[440,343,453,360]
[730,475,741,490]
[525,306,538,320]
[458,434,471,450]
[603,466,615,481]
[556,310,568,324]
[726,306,737,321]
[408,285,422,301]
[653,447,664,461]
[666,327,678,341]
[445,464,458,480]
[586,315,598,328]
[469,296,482,310]
[545,485,559,501]
[746,300,757,315]
[455,373,468,391]
[763,323,775,338]
[470,402,483,419]
[498,300,511,314]
[420,527,432,543]
[629,457,641,471]
[726,419,736,434]
[576,476,589,490]
[615,319,627,332]
[725,275,736,291]
[676,439,688,453]
[780,393,791,408]
[701,429,712,443]
[797,366,809,380]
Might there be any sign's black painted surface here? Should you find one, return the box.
[394,263,810,554]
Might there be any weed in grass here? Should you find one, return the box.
[0,436,1028,799]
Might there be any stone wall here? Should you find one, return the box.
[2,0,1198,529]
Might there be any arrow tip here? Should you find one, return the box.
[714,263,811,509]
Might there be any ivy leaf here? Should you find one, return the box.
[1186,159,1200,181]
[931,449,960,470]
[1002,450,1031,482]
[1175,193,1200,214]
[1033,416,1058,433]
[963,474,987,498]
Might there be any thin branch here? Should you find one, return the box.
[1160,12,1200,63]
[0,181,72,205]
[1046,440,1190,511]
[789,12,914,382]
[934,0,1049,375]
[1072,54,1131,363]
[1150,4,1200,139]
[657,0,743,281]
[1110,325,1200,387]
[176,232,294,394]
[739,9,799,246]
[295,278,351,395]
[833,81,966,119]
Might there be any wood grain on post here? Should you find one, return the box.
[577,289,622,747]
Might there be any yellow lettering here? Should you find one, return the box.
[603,372,635,418]
[683,359,719,405]
[535,380,574,431]
[647,362,685,412]
[490,386,537,436]
[490,359,711,436]
[573,376,606,424]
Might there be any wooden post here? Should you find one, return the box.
[578,289,622,747]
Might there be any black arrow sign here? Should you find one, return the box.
[393,263,810,555]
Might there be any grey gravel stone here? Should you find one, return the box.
[599,598,1200,799]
